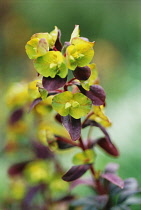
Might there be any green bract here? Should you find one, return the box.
[25,26,58,59]
[34,51,68,78]
[52,91,92,119]
[73,149,96,165]
[66,37,95,70]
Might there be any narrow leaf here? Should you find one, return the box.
[62,164,90,182]
[29,97,42,112]
[42,75,67,91]
[101,173,124,189]
[62,115,81,141]
[97,137,119,157]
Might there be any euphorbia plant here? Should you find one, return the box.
[4,25,140,209]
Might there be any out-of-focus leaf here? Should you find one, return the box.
[42,75,67,91]
[72,149,96,165]
[97,137,119,157]
[9,108,23,124]
[70,178,95,190]
[38,87,48,100]
[117,189,141,204]
[22,184,46,207]
[105,163,119,174]
[32,141,54,159]
[62,164,90,182]
[124,196,141,206]
[8,161,30,177]
[71,195,109,209]
[101,173,124,189]
[29,97,42,112]
[62,115,81,141]
[73,66,91,80]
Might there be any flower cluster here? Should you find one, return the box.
[2,26,140,209]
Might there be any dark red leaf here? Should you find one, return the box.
[62,115,81,141]
[29,97,42,112]
[79,85,106,106]
[32,141,54,159]
[73,66,91,80]
[62,164,90,182]
[56,136,75,149]
[54,29,62,51]
[55,113,62,123]
[97,137,119,157]
[8,161,30,177]
[101,173,124,189]
[9,108,23,124]
[42,75,67,91]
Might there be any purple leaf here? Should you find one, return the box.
[62,115,81,141]
[9,108,23,124]
[22,184,46,207]
[105,163,119,174]
[8,161,30,177]
[70,177,95,189]
[54,29,62,51]
[32,141,54,159]
[56,136,75,149]
[101,173,124,189]
[62,164,90,182]
[97,137,119,157]
[73,66,91,80]
[29,97,42,112]
[79,85,106,106]
[42,75,67,91]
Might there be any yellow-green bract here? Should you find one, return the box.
[73,149,96,165]
[52,91,92,119]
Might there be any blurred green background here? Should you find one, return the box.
[0,0,141,202]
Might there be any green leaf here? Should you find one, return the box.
[52,91,92,119]
[34,51,68,78]
[73,149,96,165]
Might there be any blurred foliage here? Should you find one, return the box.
[0,0,141,208]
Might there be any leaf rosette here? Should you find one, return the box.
[52,91,92,119]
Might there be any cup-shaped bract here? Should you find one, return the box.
[34,51,68,78]
[25,26,58,59]
[52,91,92,119]
[66,37,95,70]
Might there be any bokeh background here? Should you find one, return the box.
[0,0,141,203]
